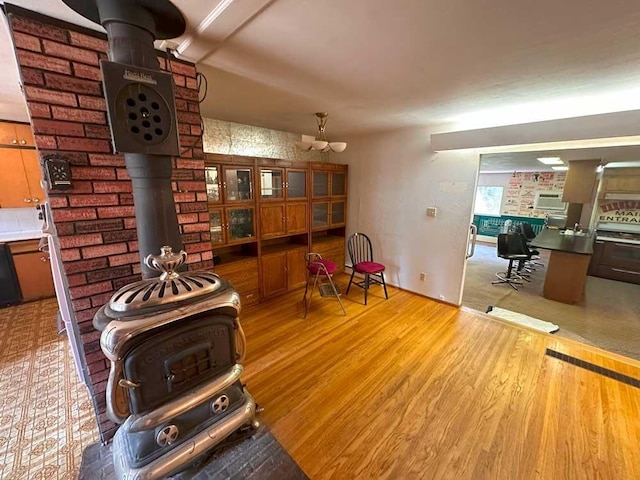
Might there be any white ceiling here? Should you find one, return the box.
[480,146,640,173]
[4,0,640,140]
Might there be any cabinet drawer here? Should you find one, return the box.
[214,258,258,277]
[597,264,640,285]
[601,242,640,271]
[240,289,259,307]
[226,273,259,293]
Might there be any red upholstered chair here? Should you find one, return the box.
[346,233,388,305]
[302,253,346,318]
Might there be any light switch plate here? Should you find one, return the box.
[426,207,437,217]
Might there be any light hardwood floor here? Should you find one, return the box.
[241,276,640,479]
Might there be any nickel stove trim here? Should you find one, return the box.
[127,364,244,433]
[113,389,257,479]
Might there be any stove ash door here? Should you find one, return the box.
[122,313,237,413]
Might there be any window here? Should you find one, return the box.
[474,186,503,215]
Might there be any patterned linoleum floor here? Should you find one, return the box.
[0,298,99,479]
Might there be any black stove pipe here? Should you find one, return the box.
[63,0,186,279]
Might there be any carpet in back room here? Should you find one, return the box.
[463,243,640,361]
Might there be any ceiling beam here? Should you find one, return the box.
[175,0,274,63]
[431,110,640,152]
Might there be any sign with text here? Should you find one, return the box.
[597,200,640,224]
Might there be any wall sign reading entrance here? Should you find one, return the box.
[597,201,640,224]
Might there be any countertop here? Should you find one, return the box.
[0,230,43,243]
[530,228,594,255]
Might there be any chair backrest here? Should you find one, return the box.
[496,233,527,257]
[347,233,374,266]
[521,222,536,240]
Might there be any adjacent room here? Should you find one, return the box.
[0,0,639,479]
[463,150,640,360]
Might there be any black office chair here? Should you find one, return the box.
[518,222,544,268]
[492,233,530,290]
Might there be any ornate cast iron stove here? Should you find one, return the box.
[94,247,259,479]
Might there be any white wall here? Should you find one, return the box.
[337,127,479,305]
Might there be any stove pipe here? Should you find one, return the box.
[62,0,187,278]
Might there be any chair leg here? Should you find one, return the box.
[381,272,388,299]
[304,271,321,319]
[364,273,369,305]
[327,274,347,316]
[346,270,355,294]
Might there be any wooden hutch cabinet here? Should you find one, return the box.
[204,154,348,305]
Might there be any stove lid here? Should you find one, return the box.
[107,246,225,316]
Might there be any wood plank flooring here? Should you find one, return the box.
[240,277,640,479]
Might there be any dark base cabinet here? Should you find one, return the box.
[0,244,21,306]
[589,240,640,285]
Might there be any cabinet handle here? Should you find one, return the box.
[19,139,26,145]
[40,256,48,262]
[24,197,32,203]
[11,139,17,144]
[611,267,640,275]
[614,243,640,249]
[32,197,39,203]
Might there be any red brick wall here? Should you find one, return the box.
[7,10,212,442]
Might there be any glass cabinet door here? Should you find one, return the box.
[330,201,346,226]
[208,209,224,245]
[286,169,307,199]
[205,166,221,203]
[312,202,329,229]
[260,168,284,200]
[331,172,346,197]
[312,171,329,198]
[224,167,253,202]
[227,207,255,243]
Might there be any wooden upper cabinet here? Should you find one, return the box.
[259,168,285,201]
[286,169,307,200]
[312,171,330,198]
[21,150,45,204]
[562,160,600,204]
[0,149,30,208]
[331,172,346,197]
[223,166,254,203]
[0,148,44,208]
[205,165,222,204]
[599,168,640,198]
[260,167,307,201]
[0,122,34,147]
[14,124,35,147]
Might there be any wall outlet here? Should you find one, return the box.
[419,272,427,281]
[426,207,438,217]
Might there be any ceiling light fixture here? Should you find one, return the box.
[537,157,563,165]
[295,112,347,153]
[551,166,569,171]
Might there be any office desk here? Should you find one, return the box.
[530,229,594,304]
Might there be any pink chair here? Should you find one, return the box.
[302,253,346,318]
[346,233,388,305]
